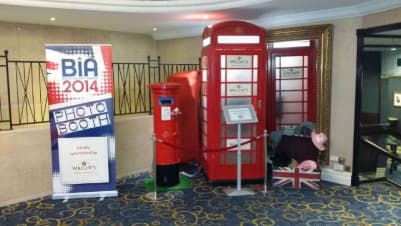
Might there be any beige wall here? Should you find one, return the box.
[329,17,361,169]
[0,21,157,61]
[156,37,202,63]
[362,7,401,28]
[0,116,153,207]
[0,125,52,206]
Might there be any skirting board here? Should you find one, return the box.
[321,167,352,186]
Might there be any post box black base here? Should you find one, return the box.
[156,164,180,187]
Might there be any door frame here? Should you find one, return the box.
[266,24,332,164]
[352,22,401,186]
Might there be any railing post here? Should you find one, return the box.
[147,56,152,115]
[157,56,161,82]
[198,57,201,69]
[4,50,12,130]
[147,56,163,115]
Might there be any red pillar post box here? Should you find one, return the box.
[149,82,181,186]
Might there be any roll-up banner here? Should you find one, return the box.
[46,44,117,200]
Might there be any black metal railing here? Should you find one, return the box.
[0,50,200,130]
[0,50,11,130]
[8,60,49,127]
[113,62,149,115]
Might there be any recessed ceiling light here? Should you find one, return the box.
[152,27,158,31]
[50,17,56,21]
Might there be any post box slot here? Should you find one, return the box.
[158,97,173,105]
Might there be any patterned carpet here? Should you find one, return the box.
[1,171,401,226]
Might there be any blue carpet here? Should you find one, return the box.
[1,171,401,225]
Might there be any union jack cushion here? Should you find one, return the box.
[272,167,321,190]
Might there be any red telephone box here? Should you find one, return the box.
[149,83,181,186]
[200,21,267,182]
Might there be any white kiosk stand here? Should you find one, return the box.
[222,105,258,196]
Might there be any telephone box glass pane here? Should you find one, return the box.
[281,56,303,67]
[253,69,258,81]
[226,69,252,82]
[304,79,308,89]
[202,96,207,108]
[221,69,226,82]
[227,84,252,96]
[281,80,303,90]
[304,68,308,78]
[273,40,310,48]
[227,55,252,68]
[201,83,207,94]
[253,55,258,68]
[253,84,258,95]
[226,97,251,106]
[226,124,252,137]
[226,138,251,150]
[221,55,226,68]
[275,69,281,79]
[202,70,207,82]
[275,57,280,67]
[201,56,208,69]
[278,91,305,101]
[218,35,260,44]
[221,84,225,96]
[281,68,303,79]
[304,56,308,66]
[282,102,303,112]
[279,114,303,124]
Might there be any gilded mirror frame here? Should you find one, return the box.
[266,24,332,164]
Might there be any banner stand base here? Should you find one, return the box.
[223,187,255,196]
[52,190,118,200]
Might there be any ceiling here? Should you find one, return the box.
[0,0,401,40]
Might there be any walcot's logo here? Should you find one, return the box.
[62,57,98,78]
[72,161,96,173]
[229,56,249,65]
[227,55,252,68]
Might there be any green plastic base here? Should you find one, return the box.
[144,175,192,192]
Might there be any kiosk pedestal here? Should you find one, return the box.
[222,105,258,196]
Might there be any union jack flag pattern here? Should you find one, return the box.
[272,167,321,190]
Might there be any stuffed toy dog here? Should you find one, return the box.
[272,131,327,170]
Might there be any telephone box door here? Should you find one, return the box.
[267,43,317,132]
